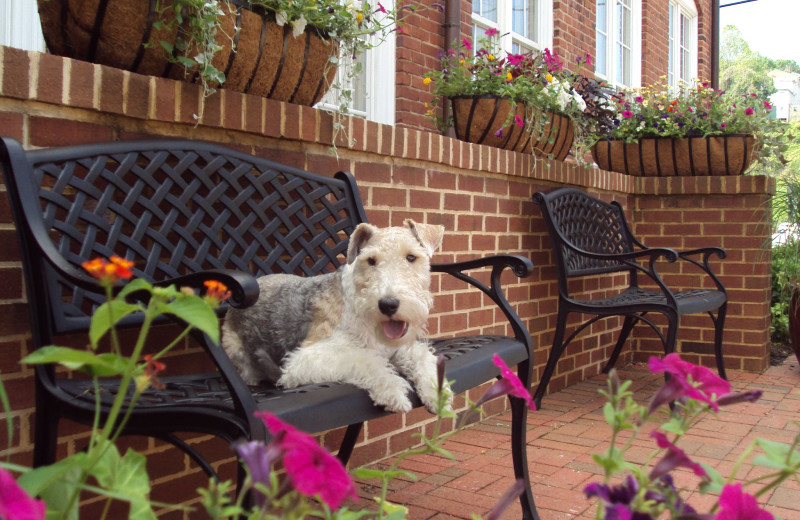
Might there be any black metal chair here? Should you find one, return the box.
[532,187,728,408]
[1,137,540,519]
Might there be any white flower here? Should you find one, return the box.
[291,15,307,38]
[275,10,288,26]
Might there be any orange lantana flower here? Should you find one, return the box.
[204,280,232,306]
[82,256,134,285]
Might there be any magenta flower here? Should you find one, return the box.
[462,38,473,51]
[475,354,536,410]
[764,101,772,109]
[514,115,524,127]
[507,54,525,66]
[0,467,46,520]
[484,27,499,37]
[622,110,633,118]
[256,412,356,509]
[649,431,707,480]
[745,107,755,115]
[635,96,644,103]
[721,122,727,129]
[647,354,731,413]
[715,483,774,520]
[375,2,387,13]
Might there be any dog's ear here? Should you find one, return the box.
[347,223,379,264]
[404,219,445,257]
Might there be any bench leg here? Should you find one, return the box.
[533,308,568,409]
[713,303,728,379]
[33,379,59,468]
[603,315,637,373]
[336,422,363,465]
[510,396,540,520]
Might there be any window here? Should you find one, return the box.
[668,0,697,87]
[317,0,395,125]
[595,0,641,88]
[472,0,553,55]
[0,0,45,52]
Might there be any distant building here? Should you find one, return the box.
[768,69,800,121]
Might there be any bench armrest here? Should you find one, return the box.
[153,269,260,309]
[432,254,534,349]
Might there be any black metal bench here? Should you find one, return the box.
[1,137,539,519]
[532,187,728,409]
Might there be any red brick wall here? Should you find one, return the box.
[0,40,769,517]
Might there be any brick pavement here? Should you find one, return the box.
[352,357,800,519]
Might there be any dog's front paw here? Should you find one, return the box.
[418,383,453,415]
[371,376,413,413]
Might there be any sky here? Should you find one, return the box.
[719,0,800,65]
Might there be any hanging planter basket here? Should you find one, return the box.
[591,135,758,177]
[36,0,338,106]
[450,96,575,161]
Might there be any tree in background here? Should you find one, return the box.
[719,25,778,99]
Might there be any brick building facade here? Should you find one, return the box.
[0,1,773,517]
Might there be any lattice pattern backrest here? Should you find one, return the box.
[547,191,633,276]
[26,143,361,331]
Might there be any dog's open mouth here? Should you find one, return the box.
[382,320,409,340]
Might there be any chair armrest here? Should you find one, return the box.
[431,254,534,348]
[152,269,260,309]
[676,247,727,293]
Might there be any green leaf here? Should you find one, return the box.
[89,300,142,348]
[0,375,12,449]
[91,442,158,520]
[157,296,220,344]
[351,468,416,482]
[21,347,127,377]
[603,402,616,426]
[117,278,153,300]
[753,438,800,469]
[18,454,86,520]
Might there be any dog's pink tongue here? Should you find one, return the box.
[383,320,408,339]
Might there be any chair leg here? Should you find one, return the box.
[533,308,569,409]
[664,313,679,356]
[336,422,363,465]
[33,381,59,468]
[510,396,540,520]
[713,303,728,380]
[603,315,637,373]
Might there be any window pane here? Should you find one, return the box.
[680,13,691,81]
[512,0,538,42]
[596,0,608,75]
[473,0,498,23]
[668,3,674,84]
[597,0,607,32]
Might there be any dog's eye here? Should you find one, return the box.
[368,257,377,266]
[406,254,416,263]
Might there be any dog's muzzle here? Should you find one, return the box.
[379,297,409,339]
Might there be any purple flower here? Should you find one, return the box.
[235,440,278,506]
[716,389,762,407]
[584,476,653,520]
[648,354,731,413]
[715,483,774,520]
[650,431,707,480]
[0,467,46,520]
[475,354,536,410]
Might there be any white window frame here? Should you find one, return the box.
[317,0,396,125]
[595,0,642,88]
[668,0,698,88]
[471,0,554,56]
[0,0,45,52]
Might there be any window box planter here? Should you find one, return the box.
[36,0,338,106]
[591,135,758,176]
[450,96,575,161]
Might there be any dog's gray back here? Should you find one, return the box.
[222,270,342,384]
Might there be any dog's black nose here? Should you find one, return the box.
[378,297,400,317]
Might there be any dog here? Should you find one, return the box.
[221,219,446,413]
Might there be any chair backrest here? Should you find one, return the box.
[533,187,636,286]
[0,137,368,337]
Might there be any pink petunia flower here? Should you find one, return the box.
[474,354,536,410]
[650,431,707,480]
[484,27,499,37]
[375,2,387,13]
[514,115,524,127]
[0,467,46,520]
[648,354,731,413]
[635,96,644,103]
[764,101,773,110]
[715,483,774,520]
[622,110,633,118]
[745,107,755,115]
[462,38,472,51]
[256,412,356,509]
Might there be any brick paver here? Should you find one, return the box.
[351,357,800,519]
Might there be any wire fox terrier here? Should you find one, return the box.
[221,219,445,413]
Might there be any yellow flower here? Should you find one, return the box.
[423,77,431,85]
[488,54,495,61]
[459,59,465,65]
[545,73,553,82]
[426,109,433,115]
[506,72,513,82]
[356,12,363,23]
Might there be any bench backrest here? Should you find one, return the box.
[533,187,636,281]
[1,138,368,336]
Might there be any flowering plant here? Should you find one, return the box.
[0,256,230,520]
[586,353,796,519]
[606,79,773,141]
[423,30,613,161]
